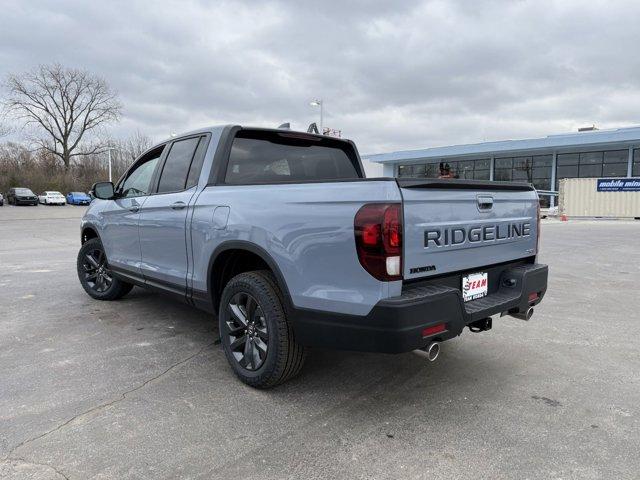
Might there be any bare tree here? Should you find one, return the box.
[0,109,11,138]
[100,130,153,180]
[4,63,122,169]
[118,130,153,163]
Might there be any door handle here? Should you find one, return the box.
[477,195,494,210]
[170,201,186,210]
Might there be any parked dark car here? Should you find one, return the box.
[7,188,38,206]
[66,191,92,205]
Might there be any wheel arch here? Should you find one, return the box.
[81,225,100,244]
[207,241,293,314]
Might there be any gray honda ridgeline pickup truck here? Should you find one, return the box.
[78,125,548,388]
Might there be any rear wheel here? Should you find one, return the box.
[77,238,133,300]
[219,271,305,388]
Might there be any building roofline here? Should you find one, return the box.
[365,126,640,164]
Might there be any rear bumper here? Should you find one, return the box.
[291,263,548,353]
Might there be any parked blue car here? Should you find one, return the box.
[66,191,92,205]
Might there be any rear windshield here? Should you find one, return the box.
[224,131,362,184]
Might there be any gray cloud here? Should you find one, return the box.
[2,0,640,153]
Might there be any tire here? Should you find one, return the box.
[77,238,133,300]
[219,270,306,388]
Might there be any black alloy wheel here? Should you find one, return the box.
[218,271,306,388]
[76,237,133,300]
[81,247,113,293]
[224,292,269,371]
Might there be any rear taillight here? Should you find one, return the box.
[354,203,402,281]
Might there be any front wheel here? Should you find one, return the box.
[219,271,306,388]
[77,238,133,300]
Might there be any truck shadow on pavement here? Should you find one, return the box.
[119,286,518,406]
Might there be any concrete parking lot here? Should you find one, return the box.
[1,205,639,480]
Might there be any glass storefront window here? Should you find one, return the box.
[557,153,579,166]
[603,150,628,164]
[579,163,602,177]
[493,155,551,185]
[396,148,632,188]
[602,162,627,177]
[474,169,490,180]
[413,164,426,176]
[513,157,532,169]
[556,165,578,177]
[512,168,530,181]
[579,152,603,165]
[556,164,577,190]
[397,158,491,180]
[601,150,628,177]
[495,158,512,168]
[634,149,640,176]
[533,155,553,167]
[398,165,413,177]
[532,166,550,178]
[533,179,551,191]
[475,159,490,170]
[425,163,439,177]
[494,168,512,181]
[556,149,632,187]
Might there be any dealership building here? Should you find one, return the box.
[365,126,640,207]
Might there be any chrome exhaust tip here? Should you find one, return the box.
[508,306,534,321]
[414,341,440,362]
[426,341,440,361]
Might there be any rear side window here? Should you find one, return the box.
[185,137,208,188]
[157,137,201,193]
[224,131,361,184]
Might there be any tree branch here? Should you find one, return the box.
[4,64,122,168]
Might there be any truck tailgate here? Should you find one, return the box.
[399,179,539,281]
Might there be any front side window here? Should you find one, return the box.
[120,157,160,198]
[117,145,165,198]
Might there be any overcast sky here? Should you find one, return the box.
[2,0,640,154]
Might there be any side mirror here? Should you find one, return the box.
[92,181,115,200]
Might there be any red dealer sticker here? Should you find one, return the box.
[462,272,488,302]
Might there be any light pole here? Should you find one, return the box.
[106,147,118,182]
[310,99,323,132]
